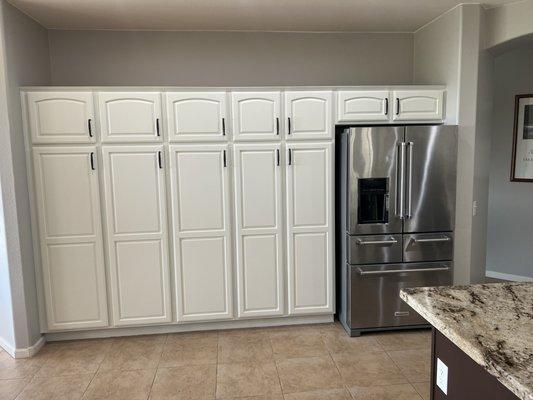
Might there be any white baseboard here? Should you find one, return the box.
[45,314,334,342]
[486,270,533,282]
[0,336,46,358]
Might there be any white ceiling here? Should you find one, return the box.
[8,0,517,32]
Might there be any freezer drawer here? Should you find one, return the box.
[349,262,452,330]
[403,233,453,262]
[348,234,402,265]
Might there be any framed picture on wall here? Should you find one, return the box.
[511,94,533,182]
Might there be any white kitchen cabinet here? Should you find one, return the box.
[166,92,227,142]
[98,92,162,143]
[232,91,281,141]
[169,144,233,322]
[285,91,333,140]
[336,90,390,122]
[286,142,334,315]
[26,92,95,144]
[32,146,108,330]
[234,144,284,318]
[101,146,171,326]
[392,90,444,121]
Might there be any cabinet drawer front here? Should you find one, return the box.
[337,91,390,122]
[403,233,453,262]
[348,234,403,265]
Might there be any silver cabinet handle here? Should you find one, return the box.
[406,141,413,219]
[412,236,451,243]
[357,266,450,275]
[356,238,398,245]
[397,142,406,219]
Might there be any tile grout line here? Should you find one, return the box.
[269,331,285,398]
[323,331,355,399]
[214,330,219,400]
[147,333,169,399]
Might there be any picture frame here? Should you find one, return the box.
[511,94,533,182]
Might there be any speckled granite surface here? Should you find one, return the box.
[400,282,533,400]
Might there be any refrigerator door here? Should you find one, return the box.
[347,127,404,235]
[404,126,457,233]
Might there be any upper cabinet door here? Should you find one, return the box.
[101,146,171,326]
[336,90,390,122]
[392,90,444,122]
[285,91,332,140]
[166,92,227,142]
[232,91,281,141]
[32,146,108,330]
[98,92,162,142]
[27,92,95,144]
[169,144,233,322]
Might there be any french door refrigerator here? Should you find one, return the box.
[337,125,457,337]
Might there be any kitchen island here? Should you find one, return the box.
[400,282,532,400]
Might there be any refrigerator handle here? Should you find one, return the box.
[397,142,406,219]
[406,141,414,219]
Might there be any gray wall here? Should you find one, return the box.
[486,47,533,280]
[0,0,50,350]
[48,30,414,86]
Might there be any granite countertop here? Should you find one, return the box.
[400,282,533,400]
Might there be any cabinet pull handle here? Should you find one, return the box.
[222,118,226,136]
[276,148,280,166]
[158,151,163,169]
[90,152,95,170]
[156,118,160,136]
[384,98,389,115]
[396,98,400,115]
[88,119,93,137]
[276,118,279,135]
[223,150,227,167]
[287,117,292,134]
[288,148,292,165]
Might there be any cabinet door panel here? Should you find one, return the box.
[102,146,171,326]
[232,92,281,141]
[170,144,233,322]
[393,90,444,121]
[286,142,334,315]
[234,144,283,317]
[166,92,227,142]
[27,92,95,144]
[33,147,108,330]
[99,92,162,142]
[285,91,332,140]
[336,90,390,122]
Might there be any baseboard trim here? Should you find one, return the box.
[0,336,46,359]
[45,314,334,342]
[486,270,533,282]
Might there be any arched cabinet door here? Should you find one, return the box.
[285,91,332,140]
[392,90,444,122]
[336,90,390,122]
[166,92,227,142]
[26,91,95,144]
[232,91,281,141]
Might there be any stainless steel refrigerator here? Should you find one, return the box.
[337,125,457,336]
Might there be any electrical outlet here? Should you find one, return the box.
[436,358,449,395]
[472,200,478,216]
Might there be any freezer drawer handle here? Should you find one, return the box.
[394,311,410,317]
[356,238,398,245]
[412,237,451,243]
[356,265,450,275]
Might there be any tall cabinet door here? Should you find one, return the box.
[286,142,334,315]
[169,145,233,322]
[98,92,162,143]
[27,92,95,144]
[234,144,284,318]
[32,147,108,330]
[232,92,281,141]
[166,92,227,142]
[285,91,333,140]
[101,146,171,326]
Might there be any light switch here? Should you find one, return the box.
[436,358,448,395]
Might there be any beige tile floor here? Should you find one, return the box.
[0,323,431,400]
